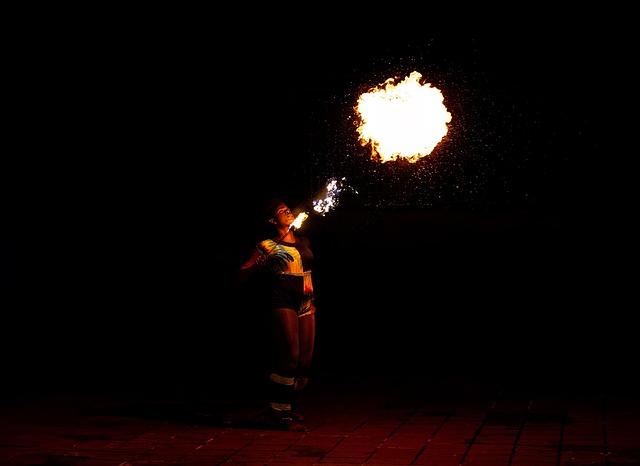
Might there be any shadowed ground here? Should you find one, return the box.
[2,374,639,466]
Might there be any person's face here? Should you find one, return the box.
[273,204,294,227]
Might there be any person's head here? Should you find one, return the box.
[263,198,295,229]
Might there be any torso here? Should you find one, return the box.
[258,236,313,274]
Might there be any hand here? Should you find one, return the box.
[254,254,268,267]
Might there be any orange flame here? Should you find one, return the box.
[356,71,451,163]
[290,212,308,230]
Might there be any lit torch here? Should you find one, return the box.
[356,71,451,163]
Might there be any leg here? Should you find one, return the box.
[297,312,315,391]
[265,308,304,430]
[271,307,300,375]
[289,312,315,422]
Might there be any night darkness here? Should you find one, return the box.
[6,32,635,403]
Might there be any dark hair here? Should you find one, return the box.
[261,197,286,221]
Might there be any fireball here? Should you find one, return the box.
[356,71,451,163]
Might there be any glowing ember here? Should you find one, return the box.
[356,71,452,163]
[313,178,345,215]
[289,178,355,230]
[290,212,308,230]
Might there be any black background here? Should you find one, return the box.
[6,30,635,399]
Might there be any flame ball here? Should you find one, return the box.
[356,71,452,163]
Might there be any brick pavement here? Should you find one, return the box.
[1,376,638,465]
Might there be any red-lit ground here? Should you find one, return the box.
[2,376,638,465]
